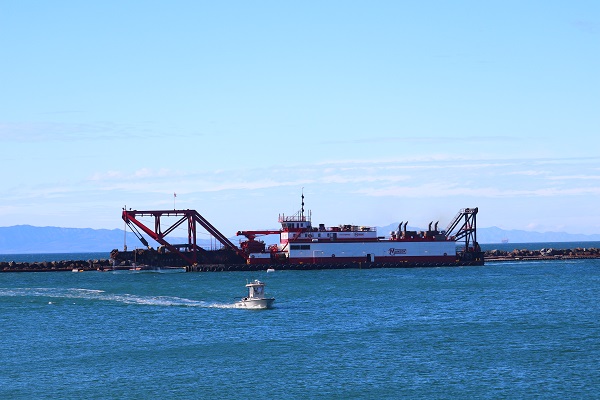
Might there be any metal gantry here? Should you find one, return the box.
[122,209,240,265]
[445,207,479,253]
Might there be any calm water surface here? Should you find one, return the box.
[1,260,598,399]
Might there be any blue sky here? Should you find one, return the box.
[1,1,599,238]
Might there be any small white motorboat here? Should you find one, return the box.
[235,280,275,309]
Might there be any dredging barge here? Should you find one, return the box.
[111,196,484,271]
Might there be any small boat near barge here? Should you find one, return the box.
[235,280,275,309]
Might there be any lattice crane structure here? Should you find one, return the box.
[122,208,242,265]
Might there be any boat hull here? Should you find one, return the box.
[234,298,275,309]
[186,257,484,272]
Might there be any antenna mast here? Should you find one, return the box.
[301,188,305,219]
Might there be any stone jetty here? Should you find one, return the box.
[484,247,600,261]
[0,259,113,272]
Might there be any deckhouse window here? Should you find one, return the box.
[290,245,310,250]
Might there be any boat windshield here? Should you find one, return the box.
[253,286,264,297]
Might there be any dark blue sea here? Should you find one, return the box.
[1,247,599,398]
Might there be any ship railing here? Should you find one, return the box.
[337,225,376,232]
[279,213,310,223]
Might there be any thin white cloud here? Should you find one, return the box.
[0,121,166,142]
[355,184,507,198]
[319,174,410,185]
[357,184,600,198]
[89,170,125,181]
[547,175,600,180]
[77,154,600,204]
[506,170,549,176]
[4,152,600,234]
[319,135,518,145]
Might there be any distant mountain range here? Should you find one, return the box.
[474,226,600,244]
[377,223,600,245]
[0,225,192,254]
[0,224,599,254]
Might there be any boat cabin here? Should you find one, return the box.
[246,280,267,299]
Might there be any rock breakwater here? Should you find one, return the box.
[1,259,113,272]
[485,247,600,261]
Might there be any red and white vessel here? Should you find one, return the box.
[237,196,483,267]
[119,195,483,269]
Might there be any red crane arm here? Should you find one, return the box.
[236,230,281,240]
[122,208,243,264]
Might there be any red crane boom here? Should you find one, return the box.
[122,208,242,265]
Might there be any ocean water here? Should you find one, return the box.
[1,259,599,399]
